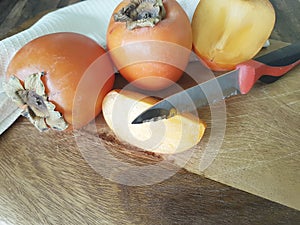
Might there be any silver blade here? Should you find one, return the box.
[132,69,241,124]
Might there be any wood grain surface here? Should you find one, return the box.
[0,0,84,40]
[0,0,300,224]
[1,117,300,225]
[269,0,300,43]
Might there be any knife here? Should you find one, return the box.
[132,41,300,124]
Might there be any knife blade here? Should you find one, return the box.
[132,41,300,124]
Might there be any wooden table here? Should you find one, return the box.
[0,1,300,225]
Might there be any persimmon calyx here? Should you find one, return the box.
[3,72,68,132]
[114,0,166,30]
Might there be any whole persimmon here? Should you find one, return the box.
[106,0,192,90]
[4,32,115,131]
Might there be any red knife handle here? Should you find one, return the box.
[237,41,300,94]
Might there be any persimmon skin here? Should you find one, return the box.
[6,32,115,129]
[107,0,192,91]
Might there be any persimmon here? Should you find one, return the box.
[102,89,206,154]
[3,32,115,131]
[106,0,192,90]
[192,0,276,71]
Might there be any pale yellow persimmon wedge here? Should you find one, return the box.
[102,90,206,154]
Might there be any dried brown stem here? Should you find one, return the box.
[114,0,166,30]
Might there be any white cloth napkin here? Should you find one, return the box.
[0,0,201,134]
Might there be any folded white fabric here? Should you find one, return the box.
[0,0,200,134]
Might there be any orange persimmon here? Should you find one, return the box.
[4,32,115,131]
[106,0,192,90]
